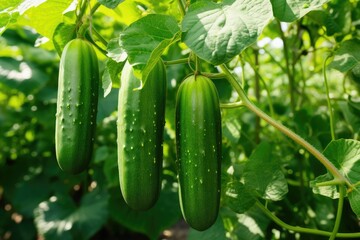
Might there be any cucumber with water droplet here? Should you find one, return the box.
[117,60,166,210]
[55,38,99,174]
[176,74,222,231]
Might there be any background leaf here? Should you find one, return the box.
[34,190,109,240]
[97,0,124,9]
[311,139,360,198]
[270,0,330,22]
[119,14,180,82]
[329,39,360,73]
[181,0,273,65]
[243,142,288,201]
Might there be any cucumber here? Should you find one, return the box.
[55,38,99,174]
[175,74,222,231]
[117,60,166,210]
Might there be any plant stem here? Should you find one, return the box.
[277,20,295,112]
[202,72,227,79]
[256,201,360,238]
[220,64,351,188]
[330,185,346,240]
[90,2,101,16]
[254,49,261,143]
[164,58,189,65]
[220,102,244,109]
[177,0,186,16]
[323,55,336,140]
[91,27,108,46]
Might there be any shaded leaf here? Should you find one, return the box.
[0,57,49,94]
[329,39,360,73]
[52,23,76,55]
[188,216,227,240]
[109,184,181,240]
[348,187,360,216]
[243,142,288,201]
[181,0,272,65]
[34,190,109,240]
[225,181,255,213]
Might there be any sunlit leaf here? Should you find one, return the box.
[181,0,272,65]
[119,14,180,82]
[270,0,330,22]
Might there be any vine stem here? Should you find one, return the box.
[256,201,360,238]
[164,58,189,65]
[219,64,351,188]
[323,55,336,140]
[177,0,186,16]
[330,185,346,240]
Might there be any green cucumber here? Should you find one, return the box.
[175,74,222,231]
[55,38,99,174]
[117,60,166,210]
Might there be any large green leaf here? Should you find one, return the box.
[225,181,256,214]
[243,142,288,201]
[34,190,109,240]
[221,206,271,240]
[270,0,330,22]
[329,39,360,73]
[181,0,272,65]
[311,139,360,199]
[119,14,180,82]
[348,187,360,216]
[17,0,73,40]
[188,216,227,240]
[109,184,181,240]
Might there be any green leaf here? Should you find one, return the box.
[107,38,127,63]
[188,216,227,240]
[181,0,272,65]
[97,0,123,9]
[0,57,49,94]
[225,181,255,214]
[311,174,339,199]
[347,96,360,116]
[329,39,360,73]
[243,141,288,201]
[311,139,360,198]
[120,14,180,83]
[223,116,241,144]
[102,58,124,97]
[52,23,76,55]
[348,187,360,216]
[270,0,330,22]
[109,184,181,240]
[34,190,109,240]
[17,0,73,40]
[221,206,271,240]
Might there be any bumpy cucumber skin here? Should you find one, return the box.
[55,39,99,174]
[117,60,166,211]
[175,75,222,231]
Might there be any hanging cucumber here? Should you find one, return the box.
[55,38,99,174]
[117,60,167,211]
[176,74,222,231]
